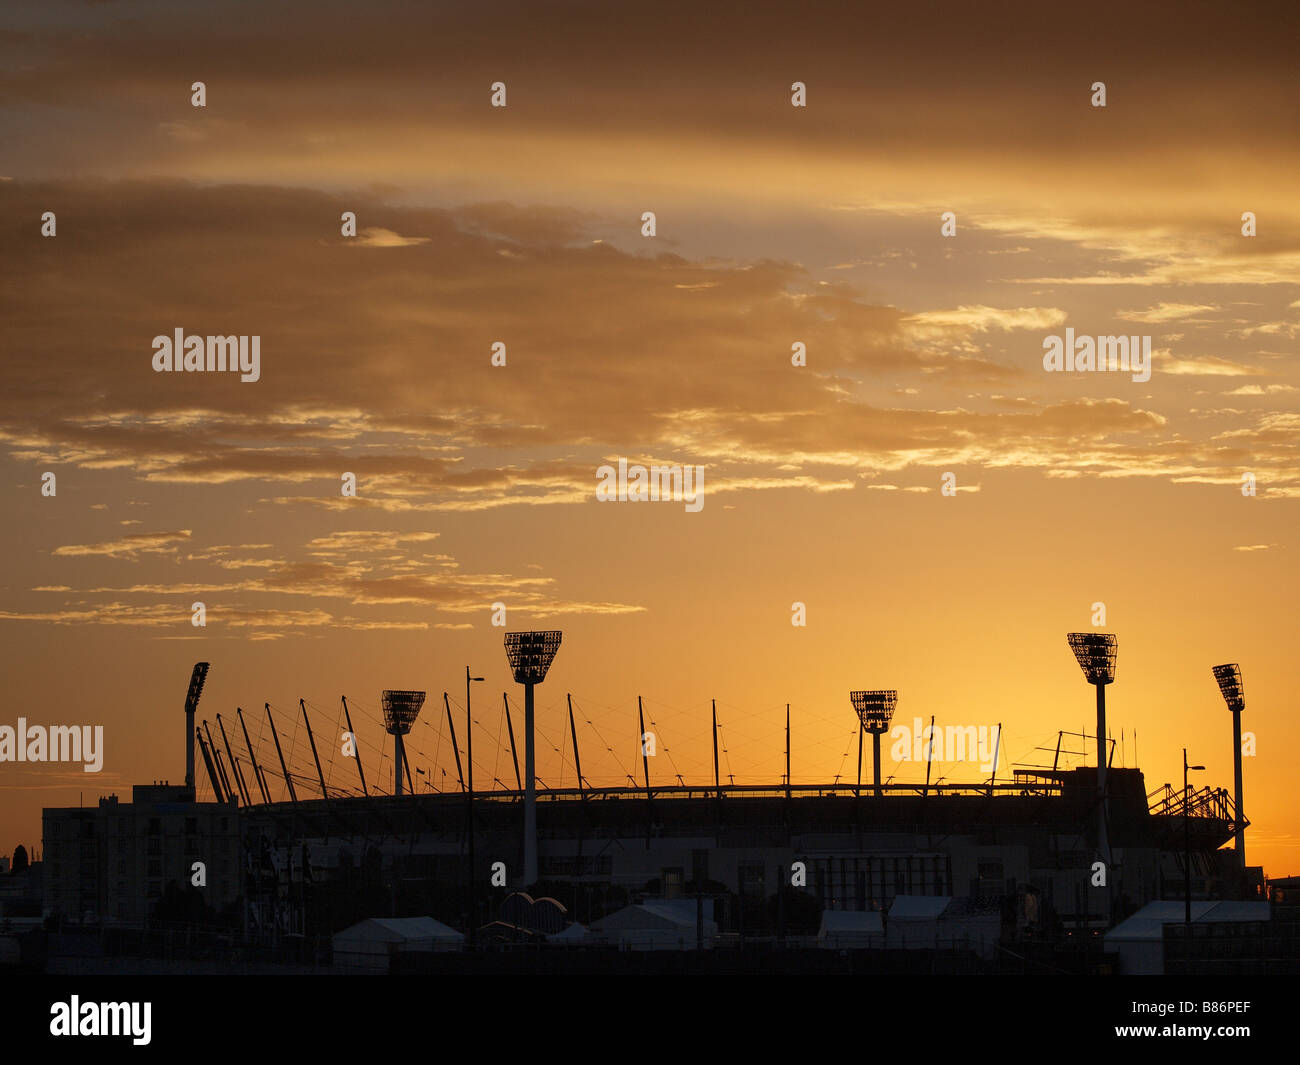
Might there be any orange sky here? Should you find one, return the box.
[1,0,1297,877]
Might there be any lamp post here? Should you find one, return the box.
[504,631,562,889]
[466,667,484,943]
[1183,748,1205,938]
[850,691,897,797]
[1212,664,1246,870]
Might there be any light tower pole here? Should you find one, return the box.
[466,666,484,943]
[1212,663,1247,870]
[504,630,562,889]
[1067,633,1117,867]
[850,691,897,797]
[183,663,210,795]
[381,690,426,796]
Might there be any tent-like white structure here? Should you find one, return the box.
[1104,900,1271,975]
[333,916,464,973]
[886,895,1001,958]
[590,900,716,950]
[817,910,884,949]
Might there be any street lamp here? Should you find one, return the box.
[1212,664,1247,869]
[504,630,562,888]
[1183,748,1205,939]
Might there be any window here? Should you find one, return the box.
[147,859,161,877]
[691,849,709,886]
[48,822,61,838]
[662,868,684,899]
[739,860,766,898]
[148,818,161,835]
[117,859,126,875]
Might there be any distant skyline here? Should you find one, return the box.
[1,0,1296,874]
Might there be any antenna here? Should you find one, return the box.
[381,690,427,797]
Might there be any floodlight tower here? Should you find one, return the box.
[850,690,897,797]
[504,630,562,888]
[184,662,210,794]
[381,690,426,796]
[1212,663,1247,869]
[1067,633,1118,864]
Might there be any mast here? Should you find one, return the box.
[265,702,298,803]
[216,714,251,805]
[568,693,584,794]
[504,693,521,791]
[444,693,465,792]
[712,701,720,796]
[300,698,329,799]
[196,727,224,802]
[204,720,234,803]
[785,703,791,801]
[638,696,650,795]
[236,707,271,804]
[341,696,368,796]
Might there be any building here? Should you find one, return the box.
[42,784,241,925]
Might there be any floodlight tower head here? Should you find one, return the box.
[184,662,210,791]
[504,631,562,684]
[1214,663,1248,869]
[1213,663,1244,713]
[381,689,426,735]
[850,690,898,734]
[381,690,426,797]
[1067,632,1118,686]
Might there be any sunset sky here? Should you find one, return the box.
[2,1,1297,876]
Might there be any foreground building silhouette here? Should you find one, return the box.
[36,638,1274,973]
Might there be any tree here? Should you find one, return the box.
[11,845,28,873]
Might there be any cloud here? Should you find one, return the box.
[350,227,431,248]
[1118,302,1219,323]
[0,180,1298,517]
[15,529,647,631]
[52,530,192,559]
[901,305,1067,340]
[1224,384,1298,396]
[1159,353,1265,377]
